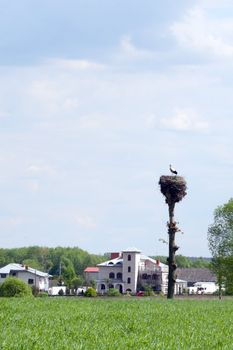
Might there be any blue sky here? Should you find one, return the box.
[0,0,233,257]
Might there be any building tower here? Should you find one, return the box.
[122,247,141,294]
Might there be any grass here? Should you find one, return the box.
[0,297,233,349]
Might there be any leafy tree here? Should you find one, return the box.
[175,255,191,268]
[191,257,210,268]
[61,258,76,288]
[208,198,233,297]
[72,276,84,290]
[22,259,43,271]
[0,277,32,297]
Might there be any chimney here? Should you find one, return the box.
[25,265,28,270]
[111,252,120,260]
[156,259,160,266]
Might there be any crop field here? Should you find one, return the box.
[0,297,233,350]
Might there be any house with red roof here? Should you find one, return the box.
[84,247,168,295]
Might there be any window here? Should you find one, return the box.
[127,277,131,284]
[101,284,106,290]
[109,272,115,279]
[142,273,147,280]
[116,272,122,279]
[0,274,7,278]
[127,254,131,261]
[128,266,131,273]
[11,272,16,276]
[28,279,34,284]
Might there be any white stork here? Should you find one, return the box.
[169,164,178,175]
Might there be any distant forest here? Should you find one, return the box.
[153,255,211,268]
[0,246,105,277]
[0,246,211,278]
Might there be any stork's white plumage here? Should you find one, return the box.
[169,164,178,175]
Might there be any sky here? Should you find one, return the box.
[0,0,233,257]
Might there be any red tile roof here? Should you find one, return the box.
[84,267,99,273]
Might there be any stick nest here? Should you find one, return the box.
[159,176,187,203]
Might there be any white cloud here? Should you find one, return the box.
[160,109,209,131]
[47,58,105,71]
[119,35,156,60]
[171,6,233,58]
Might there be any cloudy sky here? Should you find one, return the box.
[0,0,232,257]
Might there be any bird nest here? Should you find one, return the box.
[159,176,187,203]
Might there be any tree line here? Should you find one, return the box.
[153,255,210,268]
[0,246,105,288]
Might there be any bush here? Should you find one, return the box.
[84,287,97,297]
[31,285,40,297]
[143,285,155,296]
[58,288,64,296]
[107,288,121,297]
[0,277,32,297]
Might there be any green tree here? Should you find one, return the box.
[22,259,43,271]
[62,258,76,288]
[176,255,191,268]
[0,277,32,297]
[208,198,233,297]
[72,276,84,290]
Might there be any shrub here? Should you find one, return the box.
[58,288,65,296]
[31,285,40,297]
[84,287,97,297]
[143,285,155,296]
[0,277,32,297]
[107,288,121,297]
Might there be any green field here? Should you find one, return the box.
[0,297,233,350]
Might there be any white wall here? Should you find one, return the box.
[98,266,122,281]
[0,271,49,291]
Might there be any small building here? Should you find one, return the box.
[84,267,99,285]
[175,279,188,295]
[176,267,218,295]
[0,263,51,291]
[176,268,217,287]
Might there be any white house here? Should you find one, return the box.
[193,281,218,294]
[84,247,169,295]
[0,263,51,291]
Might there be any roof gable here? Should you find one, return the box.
[0,263,51,277]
